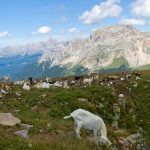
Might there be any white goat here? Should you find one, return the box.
[14,80,25,85]
[1,89,8,94]
[64,109,111,145]
[41,82,50,88]
[83,77,93,86]
[136,76,141,80]
[120,77,125,81]
[54,81,63,87]
[63,80,69,89]
[45,77,52,83]
[23,83,30,90]
[34,83,42,89]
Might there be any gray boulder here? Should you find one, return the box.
[0,113,21,126]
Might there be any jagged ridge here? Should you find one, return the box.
[0,25,150,79]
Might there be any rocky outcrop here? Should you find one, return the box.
[116,133,149,150]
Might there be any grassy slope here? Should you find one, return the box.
[135,64,150,70]
[106,56,129,69]
[0,71,150,149]
[63,64,89,76]
[94,56,129,72]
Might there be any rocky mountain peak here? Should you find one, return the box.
[0,25,150,79]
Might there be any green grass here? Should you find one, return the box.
[0,71,150,149]
[94,56,129,72]
[135,64,150,70]
[106,56,129,69]
[63,64,88,76]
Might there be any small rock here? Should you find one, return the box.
[96,103,104,109]
[138,127,145,134]
[39,129,44,133]
[64,101,69,105]
[20,123,33,131]
[126,87,132,92]
[15,130,29,139]
[15,109,20,113]
[101,97,105,101]
[78,98,88,102]
[29,144,32,148]
[0,101,3,104]
[129,108,134,113]
[16,91,21,96]
[113,104,121,120]
[47,123,52,127]
[31,105,38,111]
[111,121,118,131]
[1,89,8,94]
[41,94,47,98]
[119,94,124,98]
[114,129,126,134]
[132,115,136,123]
[37,101,41,105]
[117,133,142,150]
[22,99,26,102]
[133,83,138,87]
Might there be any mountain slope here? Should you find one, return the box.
[0,54,41,79]
[0,25,150,79]
[36,25,150,73]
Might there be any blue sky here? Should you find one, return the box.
[0,0,149,47]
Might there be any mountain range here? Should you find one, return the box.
[0,25,150,80]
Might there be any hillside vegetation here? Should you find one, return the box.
[0,71,150,150]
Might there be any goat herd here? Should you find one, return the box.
[11,72,141,91]
[0,72,142,146]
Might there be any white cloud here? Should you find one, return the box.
[120,18,146,25]
[0,31,13,38]
[131,0,150,18]
[68,27,79,33]
[79,0,122,24]
[32,26,52,35]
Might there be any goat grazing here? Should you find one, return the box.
[64,109,111,145]
[23,83,30,90]
[83,77,93,86]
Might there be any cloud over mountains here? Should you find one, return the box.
[32,26,52,35]
[79,0,122,24]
